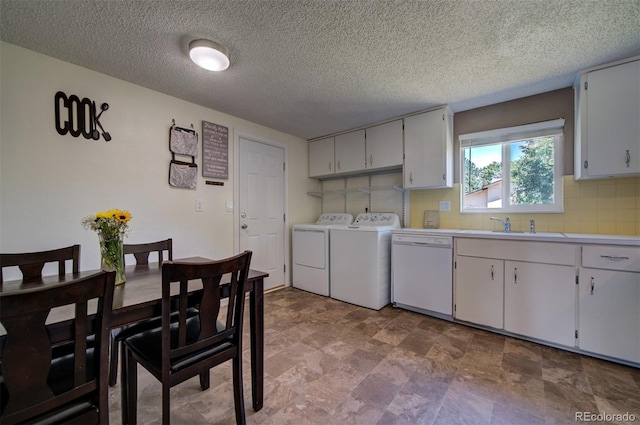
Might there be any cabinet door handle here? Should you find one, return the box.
[600,255,629,260]
[337,160,341,171]
[369,154,373,166]
[328,162,332,172]
[590,276,595,295]
[514,267,518,284]
[491,265,494,280]
[409,172,413,184]
[626,150,631,168]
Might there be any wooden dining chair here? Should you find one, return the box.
[0,270,116,425]
[121,251,252,425]
[0,244,80,283]
[109,238,173,386]
[123,238,172,266]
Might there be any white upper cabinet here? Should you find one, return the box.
[403,107,453,189]
[575,58,640,180]
[334,130,366,174]
[308,137,335,178]
[308,105,451,181]
[365,120,403,170]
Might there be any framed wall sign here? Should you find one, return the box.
[202,121,229,179]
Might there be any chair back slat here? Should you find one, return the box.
[124,238,172,267]
[225,271,239,329]
[161,251,251,367]
[0,271,115,425]
[178,279,189,347]
[199,275,222,339]
[0,245,80,283]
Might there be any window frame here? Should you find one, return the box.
[459,119,565,214]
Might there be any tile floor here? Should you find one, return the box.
[109,287,640,425]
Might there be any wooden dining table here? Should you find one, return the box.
[0,257,268,412]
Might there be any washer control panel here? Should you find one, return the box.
[316,213,354,225]
[353,213,400,227]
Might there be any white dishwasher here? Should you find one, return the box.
[391,232,453,318]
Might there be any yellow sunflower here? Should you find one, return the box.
[115,210,132,223]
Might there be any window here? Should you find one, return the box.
[459,119,564,213]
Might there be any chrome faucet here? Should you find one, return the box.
[490,216,511,232]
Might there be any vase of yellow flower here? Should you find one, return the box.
[82,209,132,285]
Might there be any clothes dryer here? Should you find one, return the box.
[292,213,353,296]
[329,213,400,310]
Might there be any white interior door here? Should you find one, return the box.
[239,138,285,290]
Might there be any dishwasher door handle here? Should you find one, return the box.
[393,241,451,248]
[411,242,451,248]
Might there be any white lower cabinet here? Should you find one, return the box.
[455,238,577,347]
[455,256,504,329]
[453,238,640,365]
[578,268,640,364]
[504,261,576,347]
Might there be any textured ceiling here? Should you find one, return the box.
[1,0,639,140]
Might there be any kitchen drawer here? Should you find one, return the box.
[456,238,576,266]
[582,245,640,272]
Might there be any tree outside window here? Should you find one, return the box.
[510,137,554,205]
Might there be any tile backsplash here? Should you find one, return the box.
[410,176,640,236]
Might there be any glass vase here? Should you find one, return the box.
[99,231,126,285]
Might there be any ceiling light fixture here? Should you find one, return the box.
[188,39,230,71]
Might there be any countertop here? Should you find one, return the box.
[392,228,640,247]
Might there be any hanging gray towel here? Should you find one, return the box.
[169,160,197,189]
[170,127,198,157]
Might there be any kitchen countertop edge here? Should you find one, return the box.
[392,229,640,247]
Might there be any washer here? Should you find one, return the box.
[292,213,353,296]
[329,213,401,310]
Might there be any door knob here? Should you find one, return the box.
[241,224,248,229]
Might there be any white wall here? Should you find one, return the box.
[0,42,320,281]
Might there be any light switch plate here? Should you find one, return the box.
[225,200,234,212]
[439,201,451,211]
[195,199,203,212]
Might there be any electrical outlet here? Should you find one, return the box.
[439,200,451,211]
[195,199,203,212]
